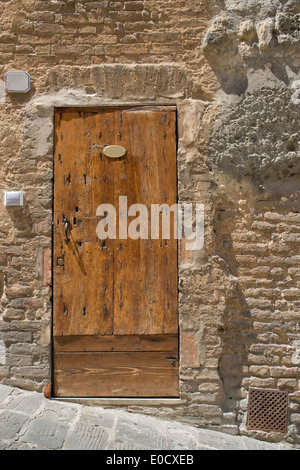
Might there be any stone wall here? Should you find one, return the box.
[0,0,299,445]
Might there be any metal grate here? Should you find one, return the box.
[247,388,289,433]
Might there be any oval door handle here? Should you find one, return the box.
[103,145,126,158]
[63,217,71,243]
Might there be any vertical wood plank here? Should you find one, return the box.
[113,109,178,335]
[53,109,115,336]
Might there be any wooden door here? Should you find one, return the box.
[53,107,178,397]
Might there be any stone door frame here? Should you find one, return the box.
[22,64,206,401]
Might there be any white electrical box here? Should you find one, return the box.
[5,72,30,93]
[4,191,24,207]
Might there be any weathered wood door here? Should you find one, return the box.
[53,107,178,397]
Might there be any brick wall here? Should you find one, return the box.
[0,0,299,445]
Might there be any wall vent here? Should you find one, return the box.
[247,388,289,433]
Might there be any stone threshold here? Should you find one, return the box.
[50,397,185,407]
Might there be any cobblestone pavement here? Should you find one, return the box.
[0,384,296,451]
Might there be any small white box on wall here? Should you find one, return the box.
[5,71,30,93]
[4,191,24,207]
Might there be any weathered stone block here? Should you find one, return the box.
[63,423,109,450]
[0,411,28,440]
[20,418,68,449]
[180,332,203,369]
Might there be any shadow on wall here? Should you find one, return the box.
[202,22,249,96]
[202,11,300,95]
[5,205,34,238]
[213,197,253,422]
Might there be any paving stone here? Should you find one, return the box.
[108,442,152,450]
[0,410,28,440]
[0,386,297,450]
[0,440,8,450]
[114,418,167,450]
[79,406,115,428]
[4,391,45,415]
[6,441,40,450]
[165,427,203,450]
[63,422,109,450]
[20,417,69,449]
[39,400,79,424]
[240,436,291,451]
[195,428,248,450]
[0,385,13,404]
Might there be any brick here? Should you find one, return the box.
[95,35,118,45]
[251,221,275,230]
[180,332,202,368]
[110,2,122,10]
[5,355,33,366]
[35,23,64,34]
[249,366,270,377]
[35,1,66,12]
[78,26,97,35]
[84,1,108,8]
[35,45,52,55]
[2,331,32,343]
[51,44,89,55]
[278,379,297,390]
[0,44,15,52]
[5,285,33,298]
[104,44,149,55]
[264,212,300,223]
[124,1,144,10]
[15,45,34,53]
[10,366,50,380]
[18,34,52,45]
[0,33,17,43]
[269,367,299,377]
[0,53,13,63]
[108,10,144,21]
[10,298,43,309]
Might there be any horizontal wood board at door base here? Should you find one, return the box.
[53,334,178,352]
[53,107,178,398]
[54,351,179,398]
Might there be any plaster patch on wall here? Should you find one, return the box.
[207,86,300,186]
